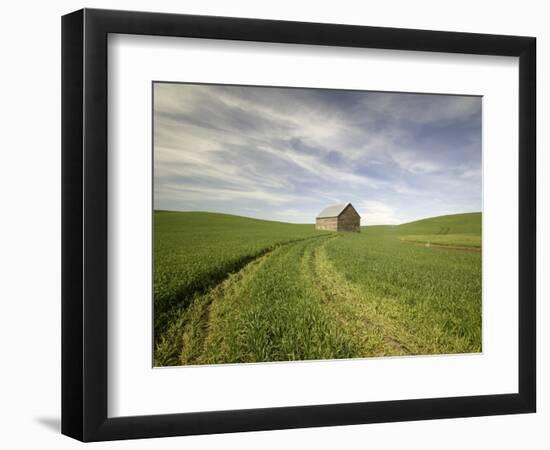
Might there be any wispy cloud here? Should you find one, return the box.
[154,83,481,224]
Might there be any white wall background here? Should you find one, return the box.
[0,0,546,448]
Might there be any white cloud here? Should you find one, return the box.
[271,208,314,224]
[153,83,481,224]
[460,167,482,179]
[358,200,401,225]
[156,183,298,206]
[391,150,442,174]
[363,92,481,125]
[260,144,380,189]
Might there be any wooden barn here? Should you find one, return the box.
[315,203,361,232]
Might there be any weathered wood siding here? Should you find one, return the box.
[337,205,361,232]
[316,217,338,231]
[315,205,361,232]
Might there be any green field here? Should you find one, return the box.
[154,211,482,366]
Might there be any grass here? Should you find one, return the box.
[391,212,482,249]
[154,211,323,340]
[153,211,482,366]
[324,217,482,355]
[399,234,481,248]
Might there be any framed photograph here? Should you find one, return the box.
[61,8,536,442]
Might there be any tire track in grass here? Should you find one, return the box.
[180,242,285,366]
[157,232,425,367]
[155,236,318,366]
[155,234,342,366]
[302,237,422,357]
[198,236,356,364]
[155,234,329,342]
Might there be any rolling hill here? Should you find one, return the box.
[153,210,482,366]
[390,212,481,248]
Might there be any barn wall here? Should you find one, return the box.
[338,207,361,232]
[316,217,338,231]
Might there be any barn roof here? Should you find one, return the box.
[316,203,358,219]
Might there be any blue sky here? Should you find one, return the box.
[154,83,481,225]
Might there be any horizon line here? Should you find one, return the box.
[153,209,482,227]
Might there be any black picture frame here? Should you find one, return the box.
[61,8,536,442]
